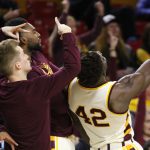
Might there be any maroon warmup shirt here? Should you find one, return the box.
[28,51,74,137]
[0,33,80,150]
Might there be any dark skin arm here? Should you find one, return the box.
[110,59,150,113]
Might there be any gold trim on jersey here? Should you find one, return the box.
[50,136,58,150]
[124,114,132,136]
[122,143,138,150]
[105,82,128,116]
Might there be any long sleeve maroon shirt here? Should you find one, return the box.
[0,33,80,150]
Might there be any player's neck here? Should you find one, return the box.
[8,71,27,82]
[95,77,107,87]
[21,44,31,56]
[81,76,107,88]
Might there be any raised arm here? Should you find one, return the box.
[110,59,150,113]
[34,17,80,100]
[78,1,104,45]
[48,0,69,64]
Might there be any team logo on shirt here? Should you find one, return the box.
[40,63,53,76]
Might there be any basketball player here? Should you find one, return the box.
[0,18,80,150]
[68,51,147,150]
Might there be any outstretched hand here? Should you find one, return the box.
[1,23,28,40]
[55,17,71,35]
[0,131,18,150]
[95,1,105,16]
[62,0,70,13]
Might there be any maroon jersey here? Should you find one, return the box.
[0,33,80,150]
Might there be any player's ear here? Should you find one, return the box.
[15,61,21,70]
[20,36,27,45]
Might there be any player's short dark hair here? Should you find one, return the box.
[5,17,27,26]
[78,51,104,87]
[0,39,19,76]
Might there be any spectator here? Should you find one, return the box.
[49,0,104,67]
[0,0,20,27]
[136,23,150,64]
[91,14,134,80]
[69,0,110,29]
[136,0,150,20]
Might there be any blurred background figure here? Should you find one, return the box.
[136,23,150,65]
[144,140,150,150]
[49,0,104,67]
[136,0,150,20]
[143,110,150,142]
[90,14,134,80]
[0,0,20,27]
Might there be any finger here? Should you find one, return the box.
[7,32,18,39]
[18,28,30,33]
[10,144,15,150]
[15,23,27,30]
[55,17,61,26]
[16,32,20,42]
[6,136,18,146]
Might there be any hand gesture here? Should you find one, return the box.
[0,131,18,150]
[95,1,105,16]
[55,17,71,35]
[108,30,118,50]
[62,0,70,13]
[1,23,27,40]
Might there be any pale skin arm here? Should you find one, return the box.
[110,59,150,113]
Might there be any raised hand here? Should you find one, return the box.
[62,0,70,13]
[55,17,71,35]
[95,1,105,16]
[0,131,18,150]
[1,23,27,40]
[108,30,118,50]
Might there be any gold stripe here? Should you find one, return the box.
[125,118,129,127]
[124,128,131,136]
[125,143,136,150]
[50,136,57,150]
[55,136,58,150]
[50,136,55,141]
[122,142,139,150]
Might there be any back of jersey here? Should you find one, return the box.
[68,78,134,149]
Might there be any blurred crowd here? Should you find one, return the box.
[0,0,150,149]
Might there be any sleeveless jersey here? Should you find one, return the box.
[68,78,134,149]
